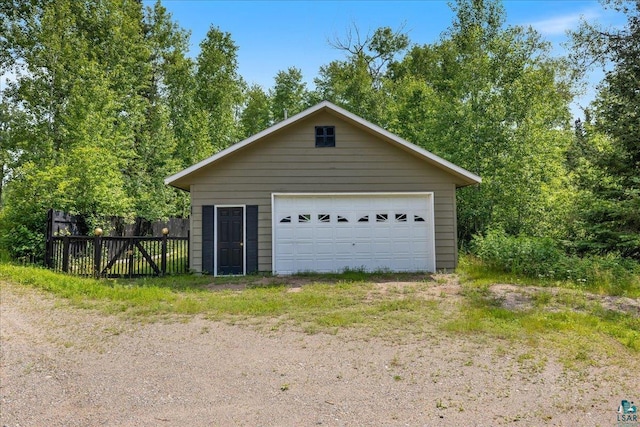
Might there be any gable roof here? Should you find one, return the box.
[165,101,482,191]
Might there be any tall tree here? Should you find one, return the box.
[315,25,409,126]
[270,67,309,122]
[240,84,271,137]
[0,0,195,260]
[195,26,244,154]
[391,0,575,241]
[568,0,640,258]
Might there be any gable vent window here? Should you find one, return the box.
[315,126,335,147]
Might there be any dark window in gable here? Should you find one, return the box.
[315,126,335,147]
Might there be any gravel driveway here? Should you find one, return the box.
[1,281,637,426]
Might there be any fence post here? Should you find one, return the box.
[128,238,134,278]
[62,236,70,273]
[93,228,103,278]
[45,209,53,268]
[161,227,169,276]
[186,230,190,273]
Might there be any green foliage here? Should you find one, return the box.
[393,1,574,241]
[314,25,408,125]
[0,0,228,259]
[240,84,272,137]
[270,67,310,122]
[470,229,640,296]
[567,1,640,260]
[195,25,244,152]
[0,150,133,261]
[471,228,563,277]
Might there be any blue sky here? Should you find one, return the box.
[149,0,626,117]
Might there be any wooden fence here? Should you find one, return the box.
[47,209,189,238]
[45,233,189,278]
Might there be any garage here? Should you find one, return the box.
[272,193,436,274]
[166,101,481,274]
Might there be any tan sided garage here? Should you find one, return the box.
[165,101,481,275]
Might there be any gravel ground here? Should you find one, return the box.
[1,280,638,427]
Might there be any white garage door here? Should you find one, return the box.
[272,193,435,274]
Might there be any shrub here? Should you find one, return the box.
[470,227,640,295]
[471,228,563,278]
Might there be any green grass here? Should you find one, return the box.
[1,261,638,365]
[457,254,640,298]
[0,264,439,332]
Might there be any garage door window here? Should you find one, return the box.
[376,214,388,222]
[298,214,311,223]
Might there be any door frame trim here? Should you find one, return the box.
[214,205,246,277]
[271,192,436,274]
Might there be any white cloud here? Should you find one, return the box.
[528,10,599,36]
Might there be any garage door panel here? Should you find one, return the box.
[392,226,413,237]
[334,240,353,252]
[273,193,435,274]
[353,227,374,238]
[295,228,315,239]
[277,227,295,239]
[316,242,335,255]
[295,242,314,255]
[410,240,429,251]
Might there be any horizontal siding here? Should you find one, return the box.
[189,110,462,273]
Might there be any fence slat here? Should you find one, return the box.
[62,236,70,273]
[48,235,188,278]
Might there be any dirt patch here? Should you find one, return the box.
[489,284,640,316]
[1,280,638,427]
